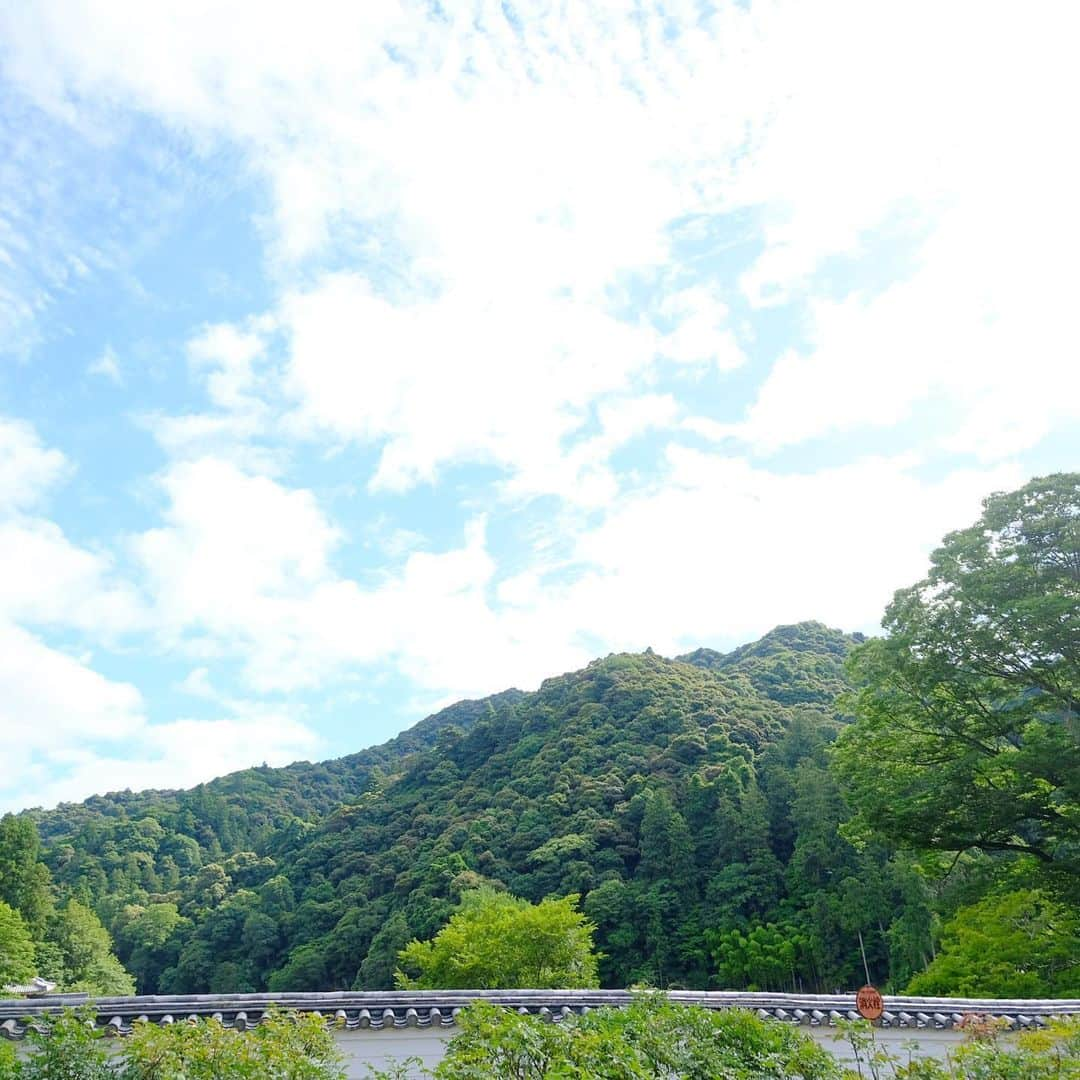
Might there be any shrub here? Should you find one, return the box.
[837,1016,1080,1080]
[370,995,844,1079]
[0,1009,343,1080]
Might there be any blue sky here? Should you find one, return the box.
[1,1,1077,811]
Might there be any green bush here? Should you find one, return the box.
[837,1017,1080,1080]
[0,1009,343,1080]
[370,995,844,1079]
[0,1010,112,1080]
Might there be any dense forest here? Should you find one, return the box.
[3,473,1077,1000]
[12,621,912,995]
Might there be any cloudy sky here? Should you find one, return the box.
[1,1,1076,811]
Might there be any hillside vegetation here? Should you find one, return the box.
[10,623,931,996]
[4,472,1076,1002]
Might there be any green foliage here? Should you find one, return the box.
[835,473,1080,893]
[0,900,36,985]
[0,1009,343,1080]
[905,889,1080,998]
[835,1017,1080,1079]
[396,889,600,989]
[4,1009,113,1080]
[0,815,133,995]
[681,621,859,714]
[0,815,53,935]
[120,1009,343,1080]
[369,996,844,1079]
[708,922,807,992]
[39,901,135,995]
[18,623,933,996]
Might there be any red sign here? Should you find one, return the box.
[856,985,884,1020]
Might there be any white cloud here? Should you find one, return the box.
[658,288,747,371]
[0,0,1076,812]
[0,421,319,813]
[6,0,1075,475]
[138,317,282,469]
[277,271,664,497]
[0,621,144,809]
[0,416,144,636]
[498,451,1027,658]
[725,195,1080,456]
[0,417,68,511]
[0,625,319,809]
[2,2,743,492]
[716,2,1080,455]
[88,344,122,384]
[133,457,340,646]
[187,319,273,412]
[176,665,216,700]
[0,621,143,744]
[0,517,143,635]
[130,457,588,694]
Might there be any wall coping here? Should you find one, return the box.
[3,989,1079,1040]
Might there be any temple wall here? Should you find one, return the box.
[327,1021,971,1078]
[5,990,1077,1078]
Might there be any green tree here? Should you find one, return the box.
[708,922,807,992]
[396,889,600,989]
[0,899,36,986]
[115,903,186,992]
[354,909,410,989]
[835,473,1080,889]
[906,889,1080,998]
[0,815,53,935]
[40,900,135,995]
[267,943,329,992]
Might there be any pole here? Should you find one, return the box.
[857,929,871,985]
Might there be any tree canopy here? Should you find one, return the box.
[835,473,1080,892]
[905,888,1080,998]
[17,623,918,997]
[395,889,600,990]
[0,815,132,995]
[1,1009,343,1080]
[0,900,35,986]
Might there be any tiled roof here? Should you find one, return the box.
[1,990,1078,1041]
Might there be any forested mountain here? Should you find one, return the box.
[31,690,526,857]
[6,475,1074,1003]
[13,622,935,997]
[678,621,862,710]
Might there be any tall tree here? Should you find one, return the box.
[39,900,135,995]
[0,814,53,934]
[0,899,36,985]
[835,473,1080,891]
[906,889,1080,998]
[396,889,600,989]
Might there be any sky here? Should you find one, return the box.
[0,1,1077,813]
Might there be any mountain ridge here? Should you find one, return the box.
[30,621,853,823]
[24,621,917,1000]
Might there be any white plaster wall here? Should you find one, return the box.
[808,1024,967,1066]
[334,1027,451,1078]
